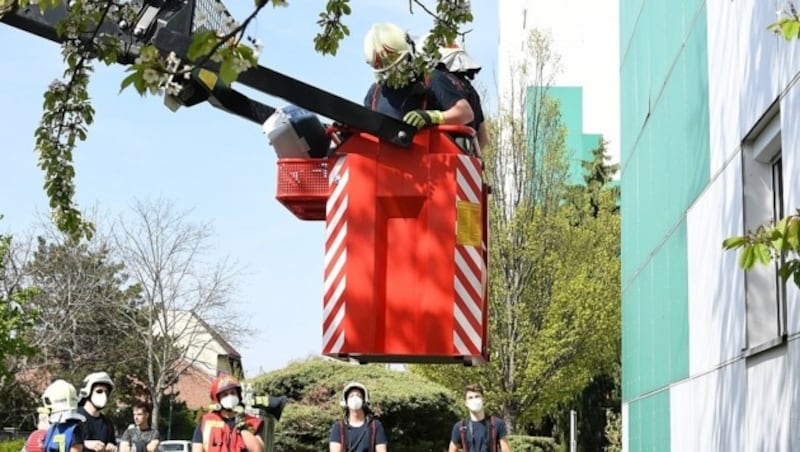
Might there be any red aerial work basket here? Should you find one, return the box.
[275,158,330,220]
[274,125,490,366]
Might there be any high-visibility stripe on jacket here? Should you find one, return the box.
[43,423,79,452]
[199,412,263,452]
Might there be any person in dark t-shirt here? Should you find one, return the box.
[362,22,475,131]
[448,383,510,452]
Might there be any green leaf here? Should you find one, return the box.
[754,243,772,265]
[187,31,217,61]
[219,59,238,86]
[119,72,139,93]
[739,246,756,270]
[782,20,800,41]
[722,236,747,250]
[787,219,800,251]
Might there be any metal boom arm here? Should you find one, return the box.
[0,0,416,147]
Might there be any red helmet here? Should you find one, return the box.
[209,375,241,403]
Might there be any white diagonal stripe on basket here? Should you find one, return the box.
[453,330,469,355]
[459,155,482,190]
[455,248,482,298]
[456,171,480,204]
[327,166,349,211]
[329,155,346,180]
[462,244,483,276]
[324,275,346,318]
[330,329,345,353]
[454,304,481,352]
[324,222,347,271]
[455,273,482,324]
[324,248,347,295]
[326,195,348,241]
[323,302,345,347]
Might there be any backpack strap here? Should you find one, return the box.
[489,417,498,452]
[458,418,468,451]
[369,419,377,452]
[338,419,346,447]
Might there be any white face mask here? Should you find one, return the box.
[466,398,484,413]
[220,394,240,410]
[91,393,107,409]
[347,396,364,411]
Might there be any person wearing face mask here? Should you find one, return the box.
[448,384,511,452]
[362,22,475,132]
[191,375,264,452]
[328,382,387,452]
[77,372,117,452]
[41,379,86,452]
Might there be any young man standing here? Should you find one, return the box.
[120,402,160,452]
[328,382,387,452]
[448,384,511,452]
[77,372,117,452]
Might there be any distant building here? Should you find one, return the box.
[528,86,603,184]
[166,311,242,410]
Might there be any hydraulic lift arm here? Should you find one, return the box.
[0,0,418,147]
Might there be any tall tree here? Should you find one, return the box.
[113,198,244,426]
[412,29,620,436]
[19,232,150,409]
[0,224,40,429]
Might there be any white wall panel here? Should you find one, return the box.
[705,0,745,175]
[670,362,746,451]
[746,346,792,451]
[736,0,782,136]
[687,156,745,375]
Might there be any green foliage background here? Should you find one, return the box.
[250,358,461,452]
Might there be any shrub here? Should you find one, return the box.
[250,358,460,451]
[0,439,25,452]
[506,435,558,452]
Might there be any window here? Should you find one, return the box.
[742,110,786,353]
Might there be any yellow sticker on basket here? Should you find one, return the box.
[456,200,482,247]
[197,69,218,90]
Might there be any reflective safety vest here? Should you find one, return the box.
[43,422,80,452]
[199,412,263,452]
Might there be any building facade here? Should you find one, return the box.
[546,86,603,184]
[499,0,620,163]
[621,0,800,450]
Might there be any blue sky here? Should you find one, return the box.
[0,1,499,375]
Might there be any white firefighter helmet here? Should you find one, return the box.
[363,22,414,74]
[438,43,481,76]
[79,371,114,401]
[416,33,481,76]
[42,380,79,419]
[340,381,370,407]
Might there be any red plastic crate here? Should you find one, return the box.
[275,158,330,221]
